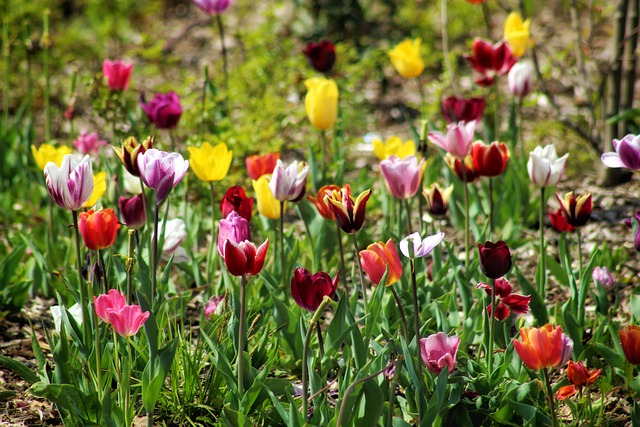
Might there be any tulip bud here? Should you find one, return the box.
[290,268,338,312]
[388,38,425,79]
[556,192,592,228]
[420,332,460,374]
[508,61,534,98]
[140,92,183,129]
[220,185,253,221]
[620,325,640,365]
[304,78,339,130]
[102,59,133,92]
[80,209,121,251]
[471,140,510,177]
[478,240,512,279]
[119,194,146,229]
[303,40,336,73]
[423,183,453,216]
[73,131,108,156]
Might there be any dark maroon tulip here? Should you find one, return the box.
[548,209,574,233]
[303,40,336,74]
[466,39,517,87]
[140,91,183,129]
[478,240,512,279]
[477,278,530,321]
[119,194,146,229]
[291,267,338,312]
[220,185,254,221]
[441,96,485,124]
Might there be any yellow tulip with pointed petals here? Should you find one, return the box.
[252,175,282,219]
[84,171,108,208]
[31,144,72,170]
[388,39,425,79]
[372,136,416,160]
[188,142,233,182]
[504,12,531,58]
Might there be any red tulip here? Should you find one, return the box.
[478,241,512,279]
[307,185,341,220]
[246,153,280,180]
[556,192,592,228]
[79,209,121,251]
[466,39,517,86]
[548,208,574,233]
[325,184,372,234]
[441,96,485,124]
[220,185,253,221]
[222,239,269,277]
[303,40,336,73]
[359,239,403,286]
[556,360,602,400]
[291,267,338,312]
[477,278,530,321]
[471,141,509,177]
[620,325,640,365]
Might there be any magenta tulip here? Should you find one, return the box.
[193,0,232,14]
[94,289,127,324]
[217,211,251,257]
[107,304,150,337]
[420,332,460,374]
[601,134,640,171]
[140,92,183,129]
[102,60,133,92]
[73,131,108,156]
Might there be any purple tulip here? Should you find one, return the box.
[428,121,476,160]
[44,154,94,211]
[268,159,309,202]
[217,211,251,257]
[140,92,183,129]
[601,134,640,171]
[420,332,460,374]
[380,155,425,200]
[137,149,189,205]
[118,194,146,229]
[193,0,232,15]
[73,131,108,156]
[399,232,445,259]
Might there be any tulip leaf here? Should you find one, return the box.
[631,293,640,322]
[506,398,536,422]
[423,369,449,426]
[513,265,548,325]
[355,380,384,427]
[545,255,569,288]
[0,354,38,384]
[561,302,583,358]
[591,342,625,370]
[364,272,387,339]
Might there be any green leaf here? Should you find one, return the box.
[0,354,38,384]
[514,265,548,325]
[355,380,384,427]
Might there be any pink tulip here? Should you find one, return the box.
[107,304,150,338]
[73,131,108,156]
[94,289,127,324]
[204,295,225,319]
[103,60,133,91]
[193,0,232,15]
[380,155,425,200]
[420,332,460,374]
[428,121,476,160]
[217,211,251,257]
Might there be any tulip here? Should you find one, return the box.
[303,40,336,73]
[114,136,154,177]
[140,92,182,129]
[399,232,445,259]
[420,332,460,374]
[466,39,517,86]
[187,142,233,182]
[32,143,73,171]
[620,325,640,365]
[50,303,83,332]
[471,141,510,177]
[548,209,574,233]
[252,175,281,219]
[269,159,309,202]
[508,61,534,98]
[527,144,569,188]
[380,155,425,200]
[246,153,279,180]
[290,267,339,311]
[64,104,75,120]
[325,184,372,234]
[78,208,121,251]
[445,154,479,183]
[388,38,425,79]
[304,77,339,130]
[592,266,615,290]
[359,239,403,286]
[423,183,454,216]
[204,295,225,319]
[193,0,232,14]
[217,211,251,257]
[477,278,530,320]
[441,96,485,124]
[222,239,269,277]
[156,218,188,263]
[220,185,253,221]
[556,192,592,228]
[137,149,189,205]
[307,185,340,220]
[428,120,476,159]
[82,171,107,208]
[601,134,640,171]
[372,136,416,160]
[44,154,94,211]
[107,304,150,337]
[504,12,531,58]
[102,59,133,91]
[625,210,640,252]
[513,324,573,370]
[73,131,108,156]
[119,194,146,229]
[478,240,512,279]
[94,289,127,324]
[556,360,602,400]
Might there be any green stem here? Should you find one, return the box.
[2,19,10,132]
[98,249,107,294]
[487,279,496,378]
[93,306,102,403]
[386,357,403,427]
[336,222,346,292]
[280,201,285,279]
[43,10,51,142]
[139,178,149,231]
[410,257,423,425]
[237,276,247,395]
[336,363,392,427]
[127,229,136,300]
[462,172,470,269]
[200,65,208,139]
[208,182,217,285]
[215,13,229,111]
[404,199,412,234]
[320,130,328,184]
[518,98,524,159]
[389,286,409,341]
[493,80,500,140]
[539,187,547,297]
[416,77,427,119]
[125,338,133,427]
[316,320,324,361]
[351,233,368,314]
[577,228,584,322]
[542,368,559,427]
[47,197,55,253]
[72,210,91,344]
[296,204,316,271]
[440,0,458,96]
[489,178,494,237]
[151,202,159,307]
[301,297,331,421]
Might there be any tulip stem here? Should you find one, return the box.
[72,210,92,345]
[389,286,409,341]
[517,98,524,159]
[461,171,470,269]
[336,362,392,427]
[301,297,331,422]
[320,130,328,183]
[415,77,427,119]
[409,257,423,425]
[296,204,316,271]
[98,249,107,294]
[577,228,584,322]
[440,0,458,97]
[386,356,403,427]
[151,203,159,307]
[538,187,547,298]
[404,199,412,234]
[542,368,560,427]
[139,178,149,232]
[316,320,324,362]
[208,182,218,285]
[493,80,500,140]
[336,222,346,292]
[47,197,55,255]
[489,178,494,237]
[43,10,51,142]
[351,234,368,315]
[237,276,247,395]
[280,201,285,279]
[487,279,496,379]
[127,229,136,301]
[93,308,102,404]
[215,14,229,106]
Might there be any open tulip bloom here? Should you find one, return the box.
[514,324,573,371]
[325,184,372,234]
[428,121,476,160]
[291,267,338,312]
[441,96,485,124]
[527,144,569,188]
[477,278,530,320]
[556,192,592,228]
[399,232,445,259]
[466,39,517,86]
[246,153,279,180]
[137,149,189,205]
[359,239,403,286]
[222,239,269,277]
[601,134,640,171]
[380,155,425,200]
[556,360,602,400]
[187,142,232,182]
[388,38,425,79]
[420,332,460,375]
[269,159,309,202]
[45,154,95,211]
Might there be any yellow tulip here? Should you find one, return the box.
[31,143,72,170]
[84,171,107,208]
[187,142,233,182]
[304,77,339,130]
[504,12,531,58]
[372,136,416,160]
[388,39,425,79]
[252,175,282,219]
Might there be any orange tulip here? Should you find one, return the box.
[556,360,601,400]
[79,209,121,251]
[307,185,341,220]
[620,325,640,365]
[359,239,403,286]
[246,153,279,181]
[513,324,573,370]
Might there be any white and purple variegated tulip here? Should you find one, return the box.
[601,134,640,171]
[268,159,309,202]
[44,154,94,211]
[137,149,189,205]
[399,232,445,259]
[527,144,569,188]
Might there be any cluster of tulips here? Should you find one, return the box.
[16,1,640,426]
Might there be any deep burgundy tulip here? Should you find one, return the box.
[291,267,339,312]
[556,192,592,228]
[119,194,146,229]
[140,91,183,129]
[220,185,253,221]
[466,39,517,86]
[441,96,485,124]
[548,208,574,233]
[477,278,530,320]
[478,240,512,279]
[222,239,269,277]
[471,141,509,177]
[303,40,336,73]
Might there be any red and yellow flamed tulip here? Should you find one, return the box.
[307,185,341,220]
[325,184,372,234]
[246,153,279,180]
[471,141,510,177]
[556,192,592,228]
[445,154,478,183]
[513,324,573,370]
[113,136,154,177]
[620,325,640,365]
[359,239,403,286]
[423,183,453,216]
[78,208,121,251]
